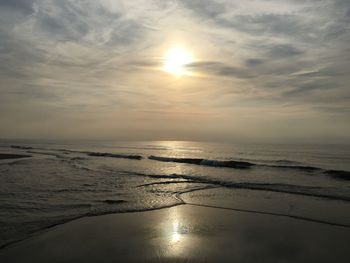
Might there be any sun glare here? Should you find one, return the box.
[163,47,193,76]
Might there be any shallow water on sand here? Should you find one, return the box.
[1,205,350,263]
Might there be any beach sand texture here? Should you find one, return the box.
[1,205,349,263]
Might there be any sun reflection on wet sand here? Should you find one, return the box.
[167,209,183,244]
[171,220,181,243]
[162,207,190,258]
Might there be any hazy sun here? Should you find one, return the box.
[163,47,193,76]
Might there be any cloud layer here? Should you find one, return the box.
[0,0,349,142]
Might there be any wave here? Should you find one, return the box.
[10,145,142,160]
[264,164,321,172]
[148,155,319,170]
[102,199,127,204]
[8,145,350,180]
[275,159,303,165]
[0,153,31,160]
[235,158,303,166]
[264,165,349,180]
[149,156,254,169]
[324,170,350,180]
[26,151,65,159]
[129,171,350,202]
[11,145,34,150]
[87,152,142,160]
[148,155,350,181]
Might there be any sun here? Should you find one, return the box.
[163,47,193,76]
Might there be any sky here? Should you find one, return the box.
[0,0,349,143]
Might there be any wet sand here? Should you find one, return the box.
[0,205,349,263]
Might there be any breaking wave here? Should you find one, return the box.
[87,152,142,160]
[149,155,254,169]
[148,155,349,180]
[324,170,350,181]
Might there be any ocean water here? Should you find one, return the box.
[0,140,349,248]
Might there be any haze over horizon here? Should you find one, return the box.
[1,0,349,143]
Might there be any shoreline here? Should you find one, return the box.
[1,190,349,251]
[1,204,350,262]
[0,203,185,250]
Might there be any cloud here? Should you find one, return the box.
[245,59,264,67]
[177,0,227,18]
[283,79,337,96]
[187,61,255,79]
[265,44,303,59]
[0,0,35,14]
[30,0,147,45]
[0,0,349,142]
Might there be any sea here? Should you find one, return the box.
[0,140,349,248]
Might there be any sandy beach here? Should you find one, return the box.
[0,204,349,263]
